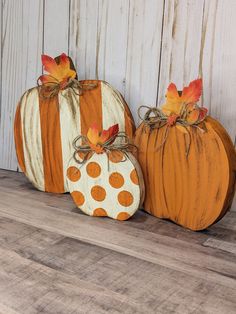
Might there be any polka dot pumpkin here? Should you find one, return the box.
[67,150,145,220]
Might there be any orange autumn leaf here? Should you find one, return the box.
[39,53,76,86]
[162,79,203,116]
[87,124,119,153]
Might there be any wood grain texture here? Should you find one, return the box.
[0,169,236,313]
[134,116,236,230]
[43,0,70,56]
[124,0,165,123]
[200,0,236,141]
[0,0,43,170]
[69,0,99,79]
[157,0,236,143]
[157,0,205,106]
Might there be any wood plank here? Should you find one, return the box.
[0,170,236,313]
[124,0,164,123]
[0,246,147,314]
[157,0,236,142]
[96,0,130,94]
[0,0,43,171]
[43,0,70,55]
[0,179,236,290]
[200,0,236,141]
[69,0,99,78]
[0,216,236,314]
[157,0,205,106]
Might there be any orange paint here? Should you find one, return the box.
[71,190,85,206]
[39,95,64,193]
[130,169,139,185]
[91,185,106,201]
[134,116,236,230]
[67,166,81,182]
[108,150,124,163]
[109,172,124,189]
[116,212,130,221]
[86,162,101,178]
[118,190,134,207]
[14,104,26,173]
[79,80,103,136]
[93,208,108,217]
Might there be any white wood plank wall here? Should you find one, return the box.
[0,0,235,171]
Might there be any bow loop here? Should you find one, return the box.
[37,76,98,99]
[72,132,137,169]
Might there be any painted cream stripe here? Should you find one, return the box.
[20,88,45,191]
[59,88,82,192]
[101,82,126,141]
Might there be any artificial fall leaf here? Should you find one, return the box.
[87,124,119,153]
[162,79,203,116]
[39,53,76,87]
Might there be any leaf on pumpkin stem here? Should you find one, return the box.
[87,124,119,152]
[162,79,203,116]
[87,124,100,145]
[182,79,202,104]
[39,53,76,85]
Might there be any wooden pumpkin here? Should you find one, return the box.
[67,125,145,220]
[135,79,236,230]
[14,53,135,193]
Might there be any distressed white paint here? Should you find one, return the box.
[43,0,70,56]
[20,88,44,191]
[0,0,236,171]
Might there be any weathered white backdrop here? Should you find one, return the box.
[0,0,236,171]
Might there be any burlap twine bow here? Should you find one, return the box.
[37,75,98,99]
[72,132,137,170]
[138,105,207,156]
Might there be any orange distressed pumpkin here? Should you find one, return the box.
[14,53,135,193]
[135,79,236,230]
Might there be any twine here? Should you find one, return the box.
[138,105,206,156]
[37,76,98,99]
[72,132,137,171]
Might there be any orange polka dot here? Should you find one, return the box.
[91,185,106,201]
[77,151,93,162]
[118,190,133,207]
[86,162,101,178]
[108,150,124,163]
[67,166,81,182]
[116,212,131,221]
[109,172,124,189]
[93,208,108,217]
[130,169,139,185]
[71,191,85,206]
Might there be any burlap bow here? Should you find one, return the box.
[72,132,137,170]
[138,105,207,156]
[37,76,98,99]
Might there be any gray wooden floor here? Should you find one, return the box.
[0,169,236,314]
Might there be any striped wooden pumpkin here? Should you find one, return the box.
[14,57,135,193]
[135,79,236,230]
[67,150,144,220]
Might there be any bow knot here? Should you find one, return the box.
[37,76,98,99]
